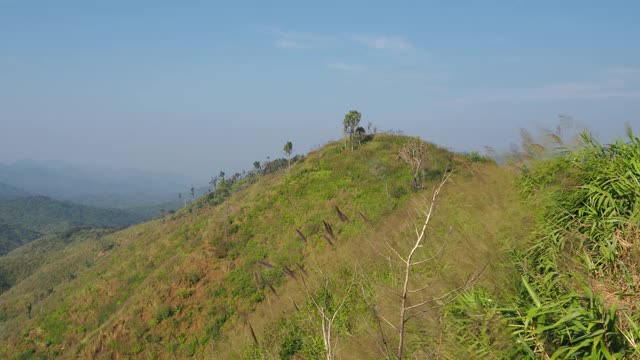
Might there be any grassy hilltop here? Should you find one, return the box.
[0,131,638,359]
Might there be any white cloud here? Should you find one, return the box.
[446,81,640,105]
[353,35,412,50]
[327,62,365,72]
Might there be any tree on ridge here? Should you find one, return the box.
[343,110,362,151]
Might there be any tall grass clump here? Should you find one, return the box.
[448,127,640,359]
[514,127,640,358]
[519,127,640,278]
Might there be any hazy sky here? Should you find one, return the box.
[2,1,640,182]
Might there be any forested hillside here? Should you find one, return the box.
[0,196,146,255]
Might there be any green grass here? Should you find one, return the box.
[217,156,532,359]
[4,130,632,359]
[0,228,116,293]
[0,134,455,358]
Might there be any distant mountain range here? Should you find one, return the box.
[0,160,210,255]
[0,182,29,200]
[0,182,147,255]
[0,159,195,210]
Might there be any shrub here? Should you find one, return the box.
[391,185,408,199]
[155,305,175,323]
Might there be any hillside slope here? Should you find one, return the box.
[0,134,486,359]
[7,130,640,359]
[0,223,41,258]
[0,228,116,294]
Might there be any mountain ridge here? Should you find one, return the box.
[0,134,478,358]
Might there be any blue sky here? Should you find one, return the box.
[2,1,639,181]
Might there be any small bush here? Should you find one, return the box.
[213,240,234,259]
[206,312,228,341]
[178,289,195,299]
[391,185,408,199]
[155,305,175,323]
[467,151,493,163]
[186,272,201,286]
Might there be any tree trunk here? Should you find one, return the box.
[398,264,410,360]
[385,178,392,209]
[413,168,421,189]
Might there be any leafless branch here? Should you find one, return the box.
[385,240,407,264]
[399,139,427,189]
[405,265,485,322]
[406,279,436,294]
[405,281,470,311]
[409,228,451,266]
[303,268,356,360]
[379,313,398,331]
[382,286,403,298]
[374,171,458,360]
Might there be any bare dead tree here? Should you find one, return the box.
[379,171,480,359]
[399,138,426,189]
[302,272,355,360]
